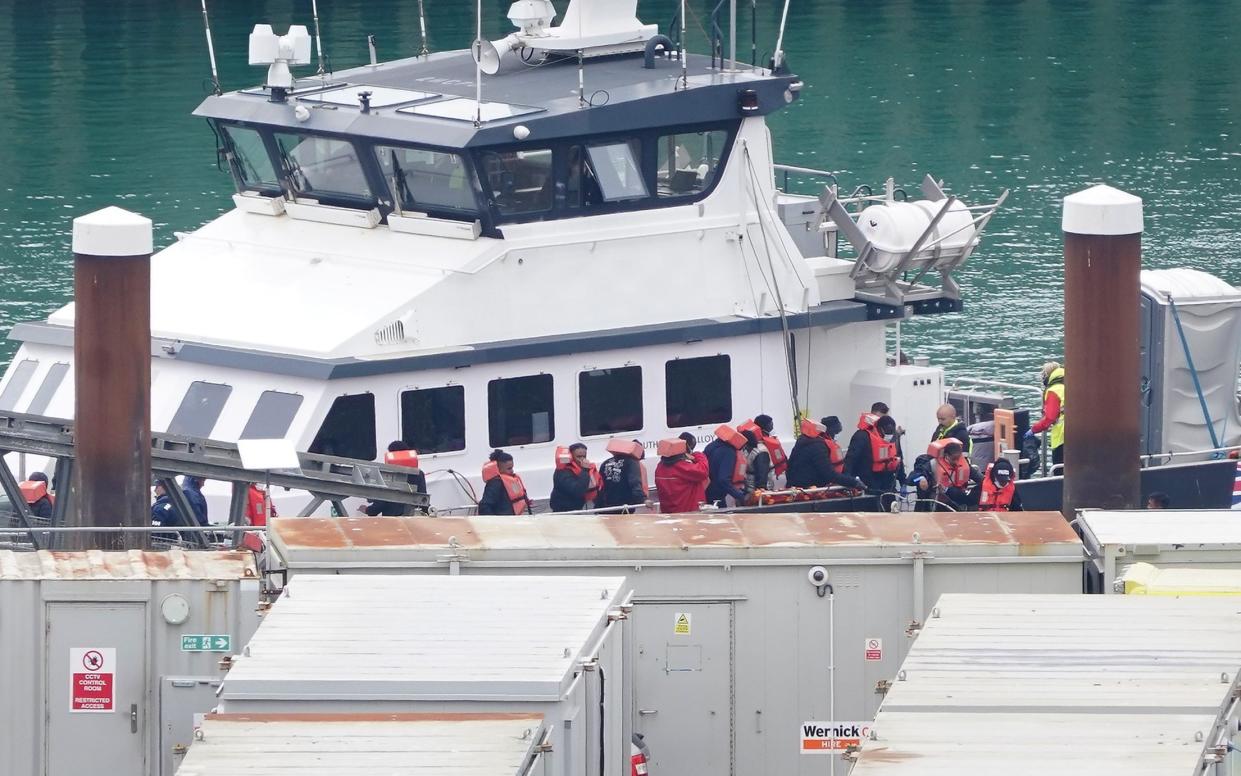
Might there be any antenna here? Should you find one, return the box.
[773,0,791,72]
[367,34,378,66]
[311,0,327,75]
[577,49,585,108]
[750,0,756,67]
[679,0,687,89]
[473,0,483,127]
[417,0,430,57]
[199,0,222,95]
[728,0,737,73]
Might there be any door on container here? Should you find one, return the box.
[45,603,147,776]
[160,677,221,774]
[632,602,733,776]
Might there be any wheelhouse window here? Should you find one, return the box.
[375,146,479,216]
[26,362,69,415]
[167,381,233,438]
[665,356,731,427]
[275,133,372,200]
[401,386,466,454]
[240,390,304,440]
[579,367,643,436]
[221,125,279,191]
[657,130,728,197]
[478,148,553,216]
[488,374,554,447]
[0,359,37,411]
[309,393,376,460]
[586,141,648,202]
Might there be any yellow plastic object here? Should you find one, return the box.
[1123,561,1241,596]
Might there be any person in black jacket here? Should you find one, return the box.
[930,404,971,453]
[599,444,646,511]
[25,471,53,519]
[478,449,530,516]
[550,443,599,512]
[786,423,861,489]
[843,414,905,502]
[703,430,748,507]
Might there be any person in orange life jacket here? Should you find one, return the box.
[786,418,863,489]
[738,414,787,478]
[24,471,53,519]
[819,416,860,484]
[928,439,981,511]
[599,440,647,511]
[653,437,710,513]
[843,413,905,497]
[678,431,709,509]
[550,443,602,512]
[244,483,277,527]
[978,458,1022,512]
[704,425,748,507]
[871,401,907,464]
[478,449,531,515]
[741,430,774,493]
[362,441,428,516]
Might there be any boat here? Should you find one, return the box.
[0,0,1234,518]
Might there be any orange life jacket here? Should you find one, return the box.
[482,461,531,515]
[859,415,900,473]
[245,485,276,527]
[715,425,748,484]
[979,464,1015,511]
[738,419,788,476]
[384,449,420,469]
[928,439,972,492]
[19,480,48,505]
[556,447,604,504]
[657,438,687,458]
[824,437,844,472]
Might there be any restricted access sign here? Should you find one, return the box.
[864,637,883,661]
[800,721,870,754]
[70,647,115,713]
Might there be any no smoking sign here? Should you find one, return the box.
[864,637,882,661]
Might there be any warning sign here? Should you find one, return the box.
[864,637,883,661]
[800,721,870,754]
[673,612,692,636]
[70,647,116,713]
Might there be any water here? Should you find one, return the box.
[1,0,1238,386]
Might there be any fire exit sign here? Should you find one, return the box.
[181,634,231,652]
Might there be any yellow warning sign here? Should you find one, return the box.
[673,612,692,636]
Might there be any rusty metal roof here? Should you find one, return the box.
[0,549,257,580]
[270,511,1081,565]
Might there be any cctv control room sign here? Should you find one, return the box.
[800,721,869,754]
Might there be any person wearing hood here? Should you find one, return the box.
[181,475,209,526]
[786,418,863,489]
[478,449,531,515]
[22,471,54,520]
[1028,362,1065,472]
[653,437,710,513]
[599,439,647,511]
[978,458,1022,511]
[550,443,602,512]
[741,430,774,493]
[843,413,905,502]
[703,425,748,507]
[737,414,788,479]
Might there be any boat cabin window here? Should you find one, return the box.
[374,146,479,216]
[0,359,37,411]
[221,125,280,191]
[309,393,377,460]
[488,374,554,447]
[478,148,554,216]
[274,133,373,201]
[657,130,727,197]
[400,385,466,454]
[579,367,643,436]
[167,381,233,438]
[240,390,304,440]
[586,141,648,202]
[26,362,69,415]
[665,355,732,427]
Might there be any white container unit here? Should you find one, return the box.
[216,574,630,776]
[177,712,545,776]
[1078,509,1241,592]
[852,594,1241,775]
[0,549,261,776]
[267,511,1084,776]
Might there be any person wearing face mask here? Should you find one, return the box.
[549,443,602,512]
[978,458,1022,511]
[844,412,905,504]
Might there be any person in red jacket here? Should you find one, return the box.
[654,437,709,513]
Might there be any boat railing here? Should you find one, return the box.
[773,163,838,193]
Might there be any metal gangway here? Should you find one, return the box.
[0,410,429,550]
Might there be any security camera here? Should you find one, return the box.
[807,566,829,586]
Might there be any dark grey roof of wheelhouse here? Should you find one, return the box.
[193,50,800,148]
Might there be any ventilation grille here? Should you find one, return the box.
[374,312,416,346]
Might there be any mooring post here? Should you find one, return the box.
[68,206,153,550]
[1061,184,1143,520]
